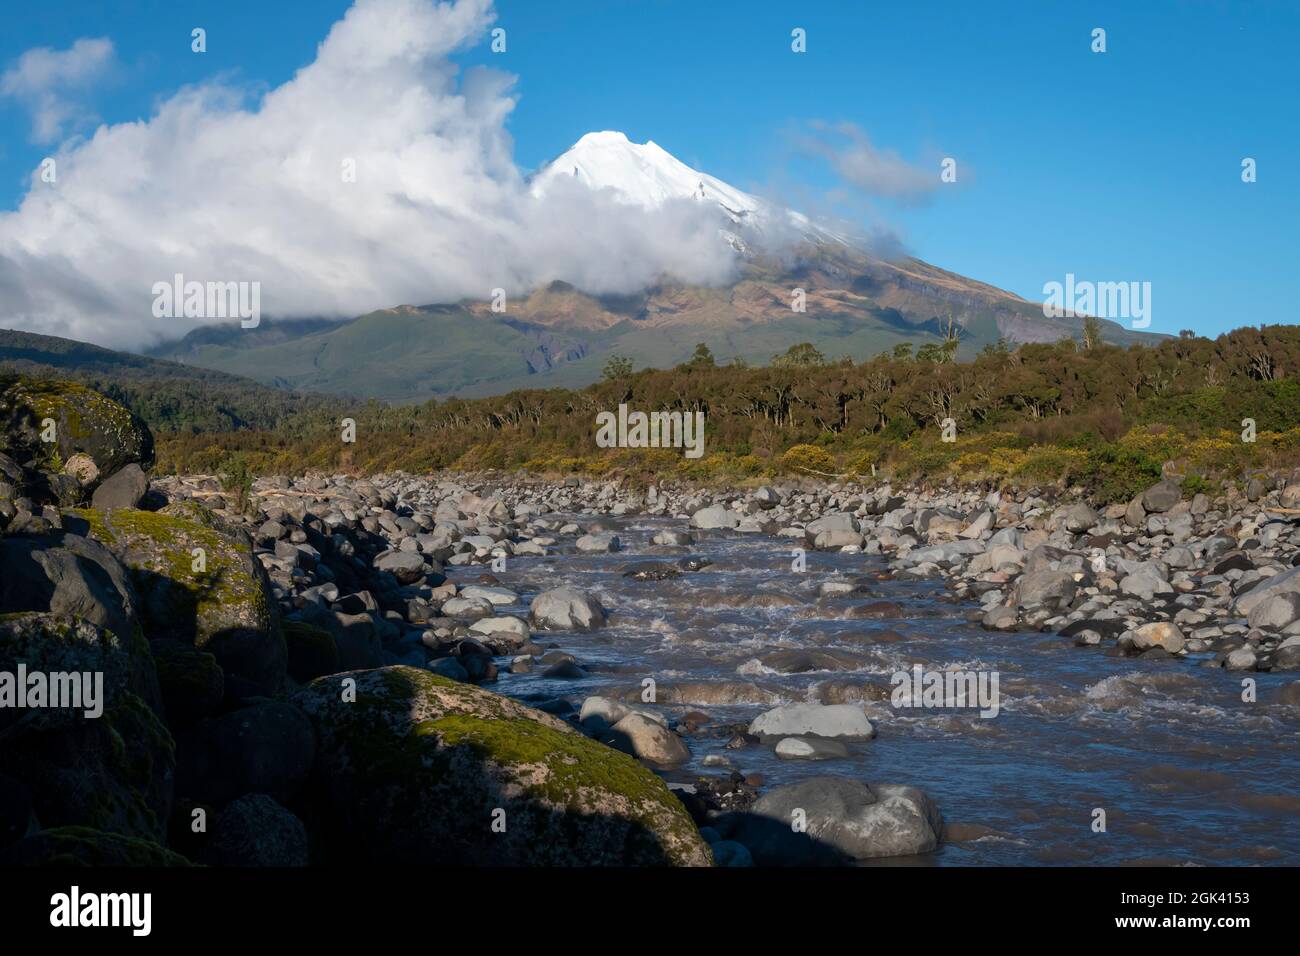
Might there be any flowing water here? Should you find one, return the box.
[448,515,1300,865]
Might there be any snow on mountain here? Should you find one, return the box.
[529,131,844,253]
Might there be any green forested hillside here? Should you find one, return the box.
[0,328,343,432]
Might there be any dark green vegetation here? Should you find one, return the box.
[0,329,346,432]
[155,326,1300,504]
[7,325,1299,505]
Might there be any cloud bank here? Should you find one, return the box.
[0,0,738,350]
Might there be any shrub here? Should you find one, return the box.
[780,444,837,474]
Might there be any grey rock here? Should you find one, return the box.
[530,587,607,631]
[729,777,943,865]
[90,463,148,511]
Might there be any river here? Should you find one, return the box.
[448,514,1300,865]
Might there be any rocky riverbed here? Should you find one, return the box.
[3,379,1299,866]
[148,467,1300,865]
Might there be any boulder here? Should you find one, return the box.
[90,463,149,511]
[621,561,681,581]
[724,777,943,865]
[152,642,224,726]
[1055,503,1099,534]
[1141,480,1182,514]
[0,826,190,867]
[175,699,315,807]
[575,533,621,552]
[814,530,864,550]
[1120,566,1173,601]
[529,586,607,631]
[292,667,710,865]
[748,703,875,741]
[374,551,426,585]
[578,695,632,731]
[0,612,174,842]
[605,713,691,768]
[68,506,286,695]
[807,513,857,535]
[690,505,738,530]
[1132,622,1185,653]
[774,736,851,760]
[468,615,531,647]
[0,377,154,479]
[0,532,143,668]
[200,794,309,867]
[282,620,340,683]
[1235,566,1300,617]
[1013,570,1077,610]
[1247,592,1300,631]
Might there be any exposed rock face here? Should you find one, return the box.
[292,667,711,866]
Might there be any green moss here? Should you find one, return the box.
[68,506,272,645]
[297,667,708,864]
[3,377,152,472]
[420,711,684,810]
[6,825,193,867]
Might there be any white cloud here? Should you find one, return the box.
[1,37,116,143]
[795,120,940,202]
[0,0,737,351]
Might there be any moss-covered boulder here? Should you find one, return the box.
[0,612,133,735]
[0,613,174,841]
[65,505,285,695]
[199,794,309,867]
[152,642,224,726]
[283,620,340,683]
[1,377,153,479]
[293,666,711,866]
[0,532,158,708]
[0,825,191,866]
[175,699,315,807]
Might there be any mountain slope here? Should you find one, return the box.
[150,131,1160,402]
[0,328,339,431]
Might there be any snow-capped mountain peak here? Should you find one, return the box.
[530,130,843,251]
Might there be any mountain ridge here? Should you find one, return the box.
[146,130,1162,402]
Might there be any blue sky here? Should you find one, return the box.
[2,0,1296,341]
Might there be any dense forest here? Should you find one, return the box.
[132,324,1300,503]
[0,328,347,432]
